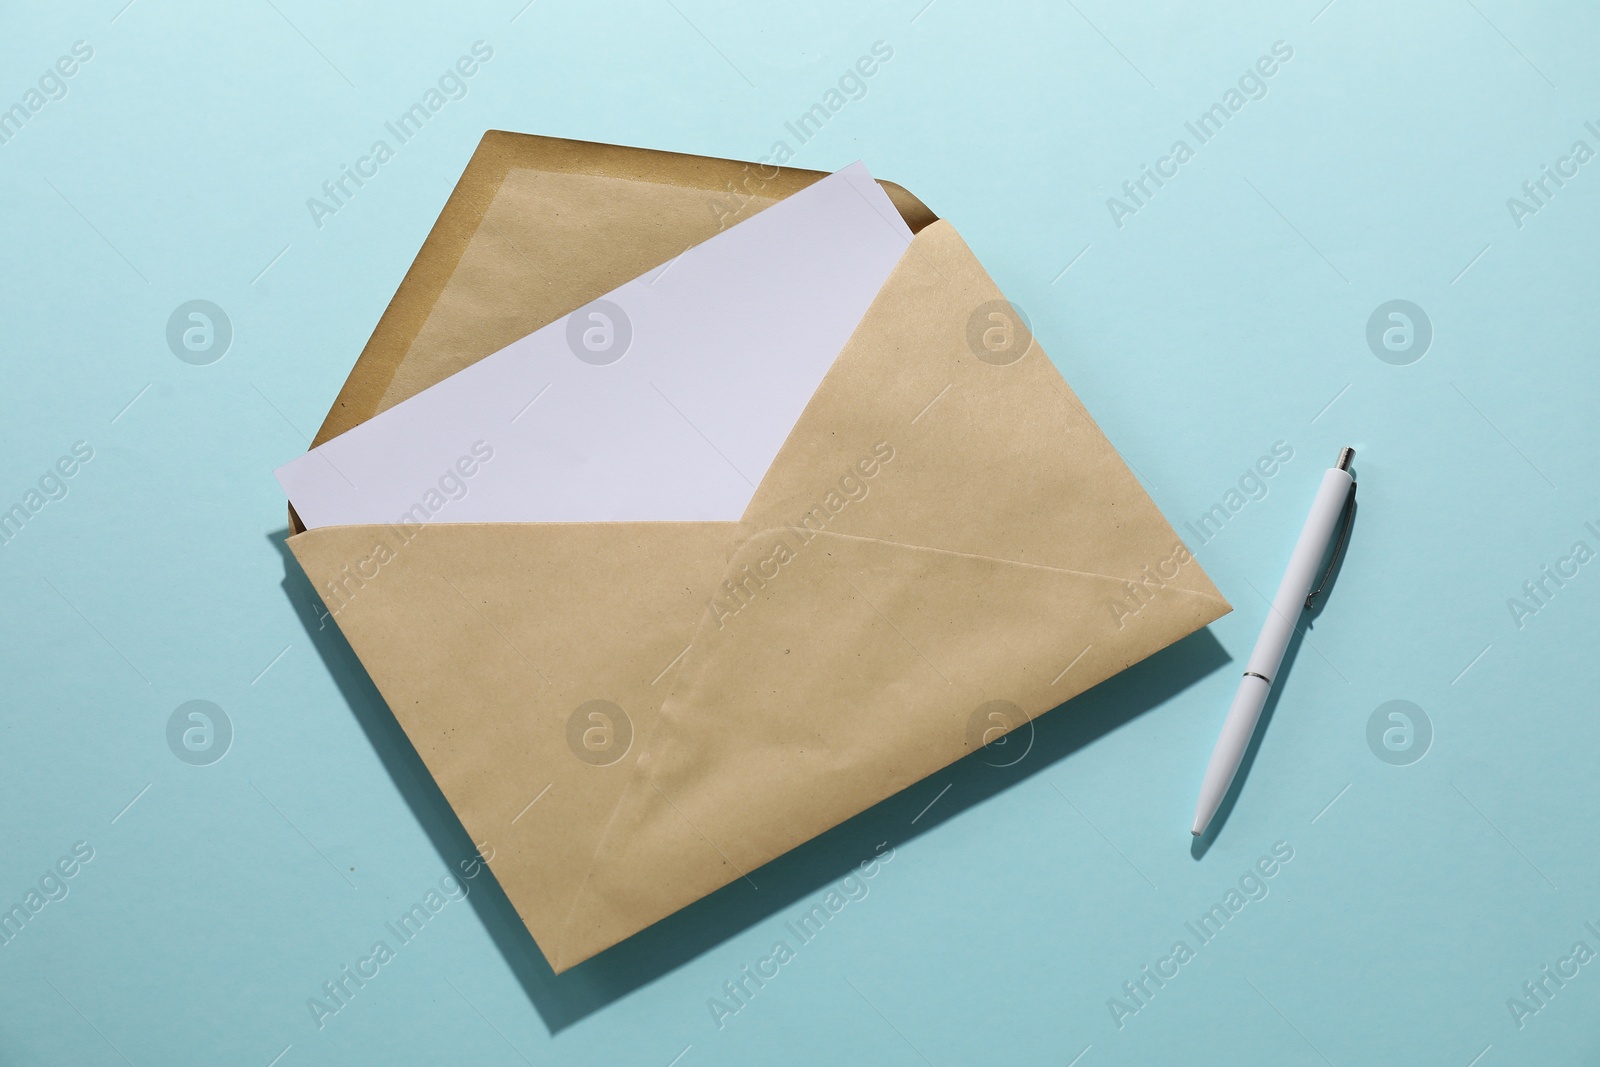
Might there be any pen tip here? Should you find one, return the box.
[1336,447,1355,471]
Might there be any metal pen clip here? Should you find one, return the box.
[1305,447,1356,611]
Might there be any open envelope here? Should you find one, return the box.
[284,132,1231,972]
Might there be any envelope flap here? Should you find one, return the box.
[310,132,936,451]
[736,218,1220,597]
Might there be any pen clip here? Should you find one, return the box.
[1305,477,1356,611]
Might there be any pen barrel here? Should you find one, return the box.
[1193,673,1273,833]
[1244,467,1353,681]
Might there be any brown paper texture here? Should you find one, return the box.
[285,132,1229,972]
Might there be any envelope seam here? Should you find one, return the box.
[749,528,1229,605]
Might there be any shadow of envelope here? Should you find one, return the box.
[283,132,1231,973]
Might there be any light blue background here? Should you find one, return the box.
[2,0,1596,1063]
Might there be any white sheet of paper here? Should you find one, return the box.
[275,162,913,529]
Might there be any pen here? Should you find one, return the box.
[1192,447,1357,836]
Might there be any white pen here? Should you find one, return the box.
[1192,447,1357,837]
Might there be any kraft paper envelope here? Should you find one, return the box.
[284,132,1231,973]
